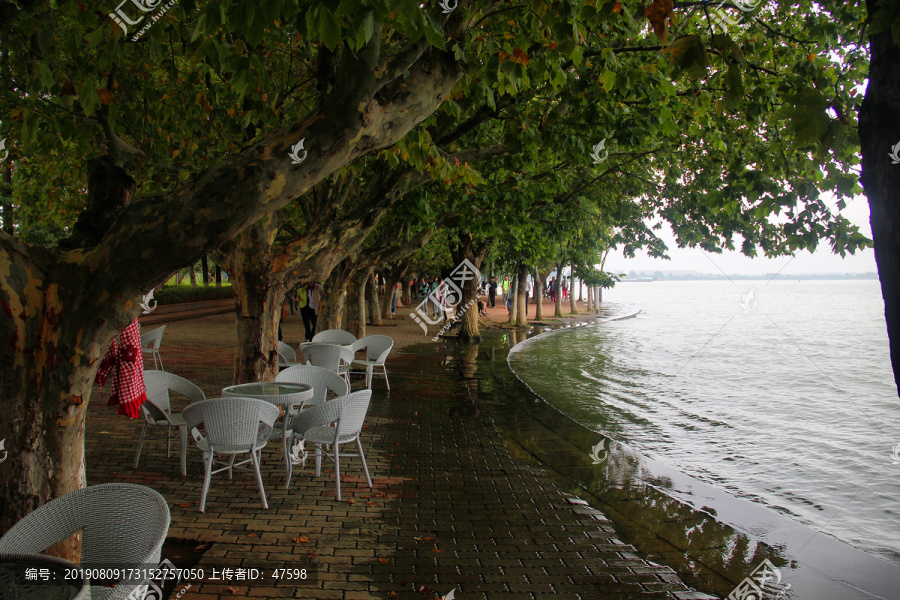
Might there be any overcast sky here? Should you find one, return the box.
[605,194,877,276]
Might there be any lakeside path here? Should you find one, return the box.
[85,298,717,599]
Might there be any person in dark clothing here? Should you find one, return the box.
[488,277,498,308]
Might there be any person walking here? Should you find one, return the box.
[300,283,323,342]
[488,277,498,308]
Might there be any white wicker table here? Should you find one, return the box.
[221,382,314,459]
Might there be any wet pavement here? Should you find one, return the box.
[84,305,720,599]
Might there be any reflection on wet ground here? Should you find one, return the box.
[453,316,900,599]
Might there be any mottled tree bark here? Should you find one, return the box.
[368,273,383,327]
[861,0,900,395]
[380,267,403,320]
[507,274,518,325]
[320,259,355,331]
[451,235,488,342]
[534,268,544,321]
[216,215,284,384]
[515,263,529,327]
[569,268,577,314]
[554,263,564,317]
[401,277,411,306]
[346,269,369,339]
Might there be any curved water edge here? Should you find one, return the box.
[496,302,900,600]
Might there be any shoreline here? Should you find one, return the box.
[496,306,900,599]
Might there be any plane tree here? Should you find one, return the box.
[0,0,885,551]
[0,0,570,534]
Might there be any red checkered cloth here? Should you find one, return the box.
[95,319,147,419]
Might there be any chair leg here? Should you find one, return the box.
[382,365,390,391]
[357,438,372,488]
[134,422,149,469]
[314,444,323,477]
[179,426,188,477]
[156,351,164,371]
[251,448,269,510]
[166,427,172,458]
[200,452,213,513]
[334,442,342,501]
[284,434,293,490]
[366,365,373,389]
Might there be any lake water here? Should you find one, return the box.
[508,279,900,566]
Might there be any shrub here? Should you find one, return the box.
[154,284,234,305]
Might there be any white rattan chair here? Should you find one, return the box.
[275,364,349,407]
[301,343,354,385]
[311,329,357,344]
[182,397,280,512]
[286,390,373,499]
[0,483,171,600]
[136,370,206,477]
[140,325,166,371]
[278,341,299,369]
[350,335,394,390]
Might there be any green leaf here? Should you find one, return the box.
[319,6,343,50]
[663,35,709,79]
[424,15,446,50]
[360,11,375,46]
[723,63,743,110]
[600,69,616,93]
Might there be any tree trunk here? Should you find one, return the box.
[368,273,383,326]
[578,278,583,302]
[569,268,577,315]
[507,274,518,325]
[596,286,602,310]
[346,270,369,339]
[401,277,411,306]
[189,262,197,286]
[380,268,403,320]
[515,263,529,327]
[554,263,564,317]
[201,255,209,286]
[587,285,593,311]
[861,1,900,395]
[217,215,284,384]
[215,265,222,286]
[534,268,544,321]
[0,157,140,557]
[451,231,489,342]
[321,259,356,331]
[1,160,13,234]
[319,287,346,331]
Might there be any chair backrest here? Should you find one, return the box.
[301,343,345,372]
[142,370,206,420]
[335,390,372,439]
[289,390,371,439]
[183,397,280,448]
[311,329,356,344]
[275,364,349,406]
[0,483,170,570]
[357,335,394,363]
[277,341,297,362]
[140,326,166,351]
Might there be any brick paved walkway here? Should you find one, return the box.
[85,303,717,599]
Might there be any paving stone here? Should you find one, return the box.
[83,311,716,600]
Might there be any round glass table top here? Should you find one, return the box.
[221,382,312,397]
